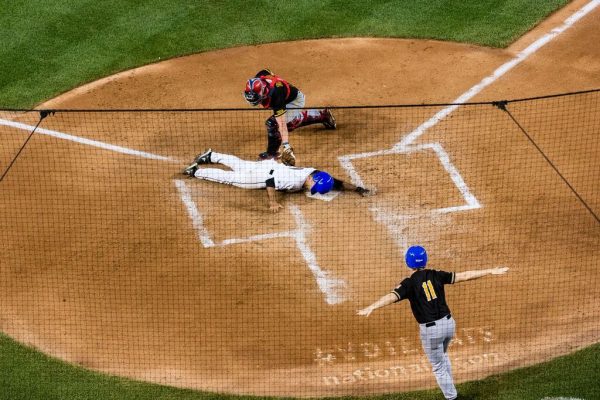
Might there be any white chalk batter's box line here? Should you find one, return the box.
[174,179,346,305]
[173,141,475,307]
[340,142,481,213]
[339,142,482,252]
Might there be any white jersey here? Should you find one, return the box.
[193,152,314,192]
[263,160,315,192]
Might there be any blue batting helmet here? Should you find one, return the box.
[310,171,334,195]
[405,245,428,269]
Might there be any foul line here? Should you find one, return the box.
[0,118,173,161]
[174,179,346,305]
[398,0,600,148]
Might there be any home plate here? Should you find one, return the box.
[306,190,340,201]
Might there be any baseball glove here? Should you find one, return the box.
[281,145,296,166]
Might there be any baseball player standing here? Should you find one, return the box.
[182,149,371,212]
[243,68,337,165]
[357,245,509,400]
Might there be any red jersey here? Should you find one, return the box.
[255,69,299,117]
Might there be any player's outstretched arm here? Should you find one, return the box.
[454,267,509,283]
[332,178,373,197]
[357,292,397,317]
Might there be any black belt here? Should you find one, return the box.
[424,314,451,327]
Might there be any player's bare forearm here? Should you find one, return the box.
[357,292,397,317]
[276,115,290,144]
[455,267,509,283]
[266,186,283,213]
[333,178,373,197]
[340,180,357,191]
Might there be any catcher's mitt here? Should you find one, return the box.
[281,145,296,166]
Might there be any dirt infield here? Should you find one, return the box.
[2,0,599,397]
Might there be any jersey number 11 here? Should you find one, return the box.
[422,280,438,301]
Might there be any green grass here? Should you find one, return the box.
[1,332,598,400]
[0,0,569,108]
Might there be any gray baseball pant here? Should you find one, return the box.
[419,315,457,400]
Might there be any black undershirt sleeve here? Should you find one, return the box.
[435,270,455,285]
[392,279,410,302]
[265,178,275,188]
[333,178,344,191]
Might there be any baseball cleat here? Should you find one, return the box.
[182,162,198,177]
[182,149,212,177]
[194,148,212,165]
[322,108,337,130]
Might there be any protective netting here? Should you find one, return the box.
[1,89,599,397]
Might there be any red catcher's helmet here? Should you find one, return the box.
[244,78,268,106]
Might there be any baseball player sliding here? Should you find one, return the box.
[358,245,509,400]
[182,149,371,212]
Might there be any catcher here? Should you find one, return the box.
[243,68,337,166]
[182,149,372,213]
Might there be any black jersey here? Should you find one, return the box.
[392,269,456,324]
[255,69,299,117]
